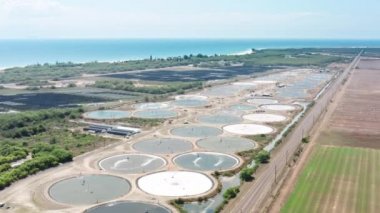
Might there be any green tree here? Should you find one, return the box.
[240,167,255,181]
[255,150,270,164]
[223,187,240,200]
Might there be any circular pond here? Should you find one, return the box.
[134,102,170,110]
[223,124,274,135]
[84,110,130,120]
[49,175,131,205]
[99,154,166,174]
[133,109,177,119]
[132,138,193,154]
[229,104,257,111]
[261,104,297,111]
[243,113,287,123]
[171,125,222,138]
[196,136,256,153]
[84,201,172,213]
[197,114,242,125]
[138,171,213,197]
[173,152,239,171]
[173,95,208,107]
[246,98,279,105]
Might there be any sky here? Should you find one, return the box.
[0,0,379,39]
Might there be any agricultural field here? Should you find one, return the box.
[320,59,380,149]
[282,145,380,213]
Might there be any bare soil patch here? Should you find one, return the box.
[326,59,380,149]
[356,59,380,70]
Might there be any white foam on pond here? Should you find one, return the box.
[175,95,208,101]
[173,152,239,171]
[261,104,297,111]
[223,124,274,135]
[246,98,279,105]
[232,82,257,86]
[243,113,287,123]
[252,80,277,84]
[138,171,213,197]
[99,154,166,174]
[134,102,171,110]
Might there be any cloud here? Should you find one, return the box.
[0,0,377,39]
[0,0,67,17]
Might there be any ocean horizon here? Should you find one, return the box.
[1,38,380,69]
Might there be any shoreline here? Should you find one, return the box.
[0,48,255,70]
[1,39,379,70]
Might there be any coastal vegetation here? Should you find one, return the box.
[0,108,82,138]
[92,80,203,94]
[0,108,113,190]
[0,142,72,190]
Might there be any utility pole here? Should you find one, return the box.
[285,150,288,166]
[274,164,277,183]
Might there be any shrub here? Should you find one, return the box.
[240,167,255,181]
[0,155,60,190]
[223,187,240,200]
[255,150,270,164]
[302,137,310,143]
[174,198,184,205]
[51,149,73,163]
[0,163,11,173]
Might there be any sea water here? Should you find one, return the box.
[1,39,379,68]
